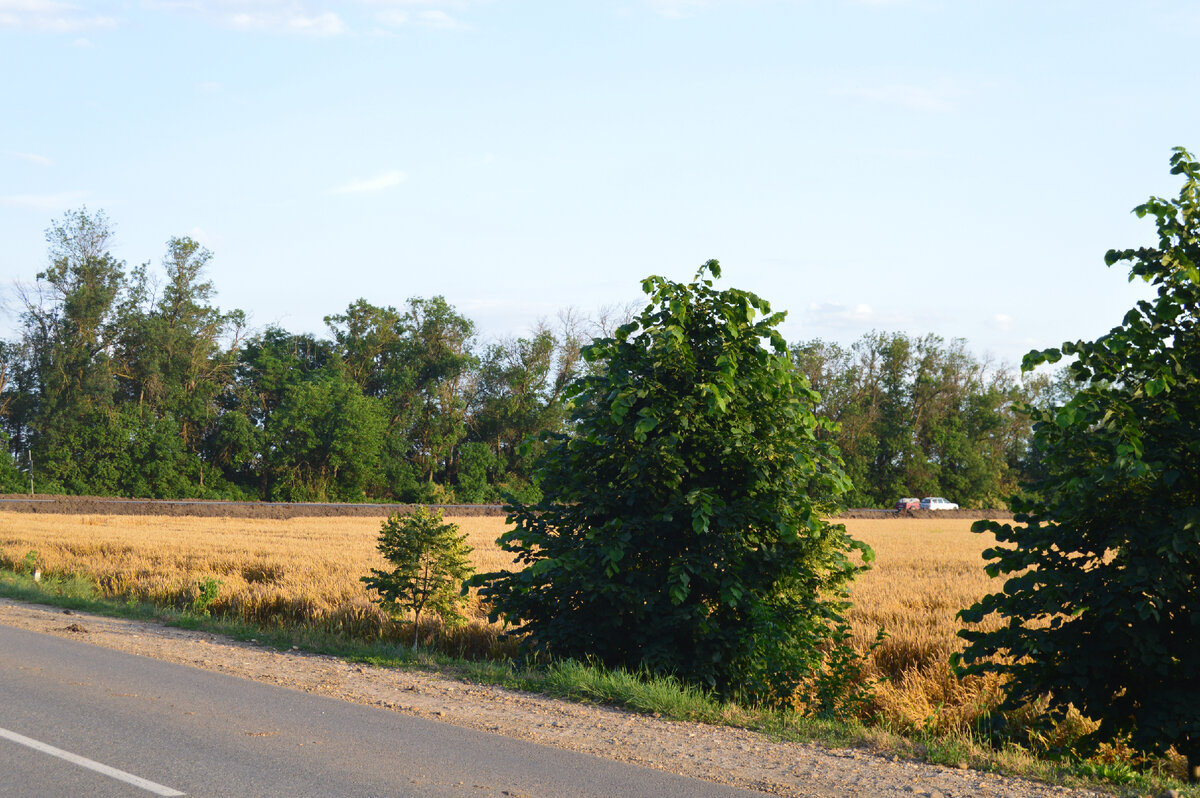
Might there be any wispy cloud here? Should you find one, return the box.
[832,80,965,112]
[416,9,460,28]
[332,169,407,194]
[0,0,117,32]
[375,8,407,27]
[647,0,709,18]
[227,9,346,35]
[0,191,86,210]
[287,11,344,34]
[141,0,348,35]
[803,300,918,330]
[141,1,474,35]
[4,151,53,166]
[186,226,225,249]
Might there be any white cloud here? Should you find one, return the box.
[186,226,226,249]
[226,8,346,35]
[803,300,917,330]
[141,1,474,35]
[332,169,407,194]
[416,9,460,28]
[647,0,709,18]
[286,11,344,34]
[0,191,86,210]
[832,80,965,112]
[992,313,1013,331]
[375,8,407,26]
[0,0,116,32]
[4,151,52,166]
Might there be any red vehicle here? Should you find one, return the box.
[895,497,920,511]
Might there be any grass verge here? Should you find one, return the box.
[0,567,1193,798]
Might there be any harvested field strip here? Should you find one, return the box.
[0,511,1002,732]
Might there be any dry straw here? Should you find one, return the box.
[0,511,1005,731]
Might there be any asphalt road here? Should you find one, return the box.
[0,625,766,797]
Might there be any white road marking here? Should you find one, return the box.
[0,726,185,796]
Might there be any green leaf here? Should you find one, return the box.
[633,414,658,439]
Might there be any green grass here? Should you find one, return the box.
[0,566,1195,798]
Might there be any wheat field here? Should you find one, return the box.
[842,518,1007,732]
[0,511,1004,730]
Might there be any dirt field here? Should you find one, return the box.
[0,495,1010,521]
[0,495,507,519]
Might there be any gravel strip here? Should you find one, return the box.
[0,599,1112,798]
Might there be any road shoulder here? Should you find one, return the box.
[0,599,1108,798]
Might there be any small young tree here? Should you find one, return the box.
[956,148,1200,781]
[362,506,474,650]
[470,261,872,707]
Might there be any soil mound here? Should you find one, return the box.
[0,495,506,519]
[0,495,1009,521]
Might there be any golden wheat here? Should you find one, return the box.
[0,512,518,652]
[0,511,1005,730]
[843,518,1007,732]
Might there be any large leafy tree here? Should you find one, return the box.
[15,208,126,492]
[472,262,871,705]
[957,148,1200,781]
[262,369,386,501]
[791,332,1025,508]
[209,327,333,494]
[325,296,476,500]
[115,237,244,494]
[466,321,582,500]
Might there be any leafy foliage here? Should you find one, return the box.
[0,206,1032,508]
[191,576,222,617]
[471,261,873,706]
[262,369,386,501]
[956,148,1200,780]
[791,332,1035,509]
[362,507,475,650]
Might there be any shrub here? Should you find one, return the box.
[362,507,474,650]
[471,261,872,707]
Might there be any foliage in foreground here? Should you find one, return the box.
[361,507,474,650]
[473,261,873,708]
[4,560,1199,795]
[957,147,1200,781]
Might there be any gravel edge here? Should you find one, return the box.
[0,598,1112,798]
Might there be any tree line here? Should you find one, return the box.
[0,207,1060,506]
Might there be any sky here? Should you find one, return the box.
[1,0,1197,370]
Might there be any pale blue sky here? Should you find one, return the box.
[2,1,1195,368]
